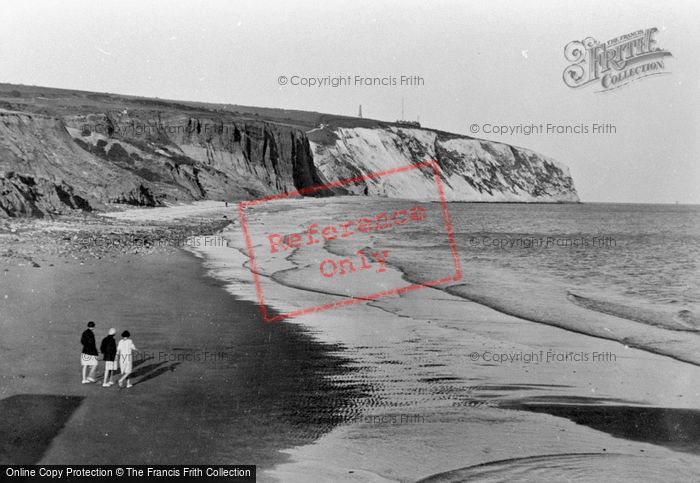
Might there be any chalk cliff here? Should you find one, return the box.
[309,126,578,202]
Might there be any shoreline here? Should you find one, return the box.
[186,198,700,481]
[3,200,700,481]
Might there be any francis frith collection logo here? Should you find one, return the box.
[563,28,672,92]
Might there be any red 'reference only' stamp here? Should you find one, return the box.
[238,160,462,322]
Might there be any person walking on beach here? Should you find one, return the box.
[116,330,137,388]
[80,321,99,383]
[100,328,118,387]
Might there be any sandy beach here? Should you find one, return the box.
[0,211,363,469]
[2,200,700,482]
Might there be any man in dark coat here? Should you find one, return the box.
[100,328,118,387]
[80,321,99,383]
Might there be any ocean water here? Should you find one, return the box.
[425,203,698,304]
[311,200,700,363]
[221,199,700,363]
[370,202,700,322]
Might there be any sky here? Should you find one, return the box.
[2,0,699,203]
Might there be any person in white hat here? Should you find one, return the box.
[100,328,118,387]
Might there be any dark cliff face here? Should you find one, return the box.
[0,106,324,217]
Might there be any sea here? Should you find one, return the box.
[372,201,700,336]
[186,198,700,364]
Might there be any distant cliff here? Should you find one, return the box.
[308,126,578,202]
[0,84,578,217]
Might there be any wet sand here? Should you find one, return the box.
[0,250,362,467]
[185,197,700,482]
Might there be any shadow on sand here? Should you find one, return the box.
[115,359,181,386]
[131,360,181,385]
[0,394,83,463]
